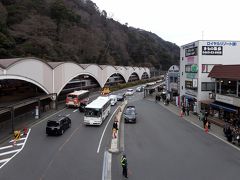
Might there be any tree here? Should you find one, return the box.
[50,0,68,37]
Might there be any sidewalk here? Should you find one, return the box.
[0,103,66,145]
[146,97,228,144]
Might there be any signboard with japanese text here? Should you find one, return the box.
[185,47,198,57]
[192,79,198,88]
[202,46,223,55]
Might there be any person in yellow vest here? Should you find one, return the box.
[121,154,128,178]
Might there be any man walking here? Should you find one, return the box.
[121,154,128,178]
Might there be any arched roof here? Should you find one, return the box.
[0,57,150,94]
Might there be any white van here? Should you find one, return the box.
[109,95,117,106]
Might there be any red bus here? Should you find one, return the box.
[66,90,90,108]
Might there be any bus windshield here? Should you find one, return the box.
[84,108,101,117]
[67,95,77,99]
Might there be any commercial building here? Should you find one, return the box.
[180,40,240,114]
[208,65,240,122]
[166,65,179,101]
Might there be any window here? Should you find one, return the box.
[174,77,178,83]
[201,82,215,91]
[202,64,215,73]
[185,64,198,73]
[185,65,191,73]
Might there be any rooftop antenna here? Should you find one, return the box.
[202,30,204,40]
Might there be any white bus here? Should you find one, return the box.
[65,90,90,108]
[84,96,111,125]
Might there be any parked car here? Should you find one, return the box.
[46,115,71,135]
[125,89,134,96]
[117,94,125,101]
[136,86,144,92]
[124,106,137,123]
[109,94,117,106]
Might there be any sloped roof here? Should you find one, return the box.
[0,58,23,69]
[208,64,240,80]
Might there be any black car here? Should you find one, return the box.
[117,94,125,101]
[46,116,71,135]
[124,106,137,123]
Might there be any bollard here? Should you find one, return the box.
[23,127,28,135]
[204,122,209,133]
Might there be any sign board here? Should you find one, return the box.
[192,79,198,88]
[202,46,223,55]
[216,94,234,105]
[186,73,197,79]
[185,47,198,57]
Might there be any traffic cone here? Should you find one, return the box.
[180,110,183,117]
[204,122,209,133]
[23,127,28,135]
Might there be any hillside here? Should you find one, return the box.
[0,0,180,70]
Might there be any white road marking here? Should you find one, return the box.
[66,114,70,117]
[0,129,31,169]
[97,107,120,153]
[9,137,26,143]
[16,143,24,146]
[0,158,10,164]
[102,151,112,180]
[73,109,78,113]
[32,108,66,128]
[0,149,19,157]
[0,145,14,151]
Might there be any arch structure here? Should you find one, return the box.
[0,57,150,95]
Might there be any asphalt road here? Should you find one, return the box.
[2,86,240,180]
[0,97,119,180]
[113,93,240,180]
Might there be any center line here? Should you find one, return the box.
[97,107,119,154]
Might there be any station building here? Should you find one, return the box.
[180,40,240,114]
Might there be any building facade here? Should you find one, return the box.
[166,65,179,100]
[180,40,240,113]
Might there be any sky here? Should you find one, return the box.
[92,0,240,46]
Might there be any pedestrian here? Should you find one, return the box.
[112,120,118,138]
[186,106,189,116]
[226,126,233,142]
[121,154,128,178]
[182,106,186,116]
[113,120,118,131]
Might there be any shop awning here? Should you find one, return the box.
[199,100,214,105]
[208,64,240,80]
[185,95,196,100]
[210,101,238,112]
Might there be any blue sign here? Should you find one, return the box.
[207,41,237,46]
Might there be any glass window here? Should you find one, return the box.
[84,108,101,117]
[201,82,215,91]
[202,64,215,73]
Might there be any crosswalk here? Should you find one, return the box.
[0,129,31,169]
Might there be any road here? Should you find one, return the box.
[1,86,240,180]
[112,93,240,180]
[0,95,120,180]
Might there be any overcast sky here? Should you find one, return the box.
[92,0,240,46]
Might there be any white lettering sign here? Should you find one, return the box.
[216,94,233,105]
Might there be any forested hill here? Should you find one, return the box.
[0,0,180,70]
